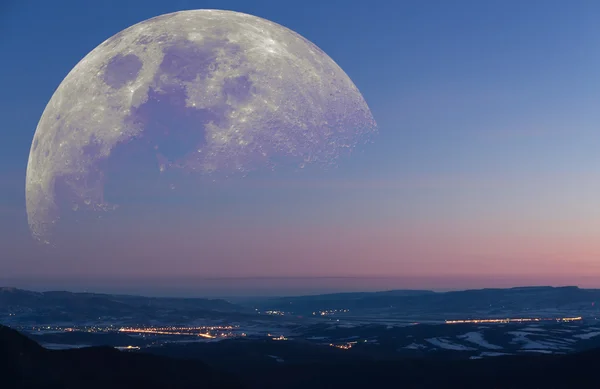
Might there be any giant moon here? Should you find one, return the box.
[26,10,376,244]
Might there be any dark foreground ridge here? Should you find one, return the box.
[2,324,600,388]
[0,325,244,389]
[250,351,600,388]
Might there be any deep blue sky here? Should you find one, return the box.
[2,0,600,295]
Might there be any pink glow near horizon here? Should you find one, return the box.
[6,219,600,290]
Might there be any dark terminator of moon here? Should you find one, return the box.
[26,10,377,243]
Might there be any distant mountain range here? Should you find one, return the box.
[2,285,600,324]
[0,287,239,310]
[256,286,600,317]
[0,287,247,324]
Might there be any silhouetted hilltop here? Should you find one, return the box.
[0,287,245,324]
[0,287,238,311]
[0,325,245,389]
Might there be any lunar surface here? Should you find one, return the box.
[26,10,376,243]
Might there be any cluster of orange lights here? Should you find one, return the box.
[265,310,285,316]
[117,325,241,339]
[115,345,141,350]
[312,309,350,316]
[445,316,582,324]
[118,327,215,338]
[122,325,235,331]
[329,341,357,350]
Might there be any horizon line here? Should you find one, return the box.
[0,284,591,295]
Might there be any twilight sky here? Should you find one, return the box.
[2,0,600,295]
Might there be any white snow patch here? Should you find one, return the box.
[480,352,511,357]
[522,327,546,332]
[520,349,553,354]
[508,331,569,350]
[425,337,475,351]
[581,327,600,333]
[403,343,427,350]
[573,331,600,340]
[458,332,502,350]
[551,337,577,344]
[267,355,284,363]
[335,324,357,328]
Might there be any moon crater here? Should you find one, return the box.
[103,53,143,89]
